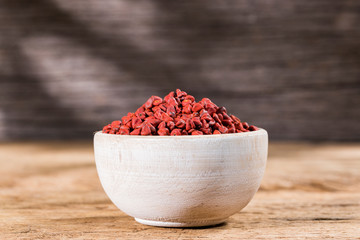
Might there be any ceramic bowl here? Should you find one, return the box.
[94,129,268,227]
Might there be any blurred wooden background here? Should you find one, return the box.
[0,0,359,141]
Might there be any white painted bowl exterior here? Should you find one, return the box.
[94,129,268,227]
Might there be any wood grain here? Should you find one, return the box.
[0,142,359,239]
[0,0,360,141]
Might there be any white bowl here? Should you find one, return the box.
[94,129,268,227]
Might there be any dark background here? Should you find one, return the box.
[0,0,359,141]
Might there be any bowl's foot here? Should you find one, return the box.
[134,218,227,228]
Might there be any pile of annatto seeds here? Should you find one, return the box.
[102,89,259,136]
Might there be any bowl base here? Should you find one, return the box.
[134,218,227,228]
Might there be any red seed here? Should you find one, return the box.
[208,120,216,126]
[202,119,210,129]
[141,124,152,135]
[154,110,163,120]
[201,98,211,103]
[242,122,249,129]
[214,122,221,130]
[159,103,167,112]
[111,120,121,127]
[158,121,167,129]
[223,112,231,120]
[249,125,259,131]
[212,113,221,123]
[230,115,241,123]
[103,124,111,132]
[135,105,145,113]
[167,91,175,98]
[170,129,182,136]
[152,96,163,106]
[145,110,153,117]
[182,99,193,106]
[228,126,235,133]
[217,106,227,114]
[175,119,186,128]
[213,130,221,134]
[146,117,161,127]
[175,105,181,114]
[161,112,173,122]
[164,95,178,106]
[218,125,228,134]
[192,117,202,128]
[175,97,181,104]
[144,96,154,109]
[149,123,156,133]
[176,89,187,98]
[207,107,217,116]
[200,110,213,121]
[130,128,141,135]
[184,95,195,102]
[136,112,146,120]
[167,121,175,131]
[125,121,132,128]
[166,105,176,117]
[121,115,132,125]
[120,125,130,131]
[192,103,203,112]
[119,128,130,135]
[200,128,212,134]
[191,130,203,135]
[132,117,142,129]
[234,122,242,130]
[158,128,170,136]
[182,104,193,114]
[222,119,233,126]
[152,106,160,113]
[186,119,195,131]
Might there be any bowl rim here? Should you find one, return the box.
[94,128,267,139]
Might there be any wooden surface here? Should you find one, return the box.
[1,0,360,141]
[1,142,359,239]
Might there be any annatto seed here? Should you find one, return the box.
[170,129,182,136]
[175,119,186,128]
[191,130,203,135]
[152,96,163,106]
[249,125,259,131]
[192,103,203,112]
[158,121,166,129]
[141,123,152,135]
[102,89,259,136]
[167,121,175,131]
[158,128,170,136]
[186,119,195,131]
[130,128,141,135]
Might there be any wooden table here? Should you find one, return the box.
[1,142,359,239]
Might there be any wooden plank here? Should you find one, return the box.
[0,142,359,239]
[0,0,360,140]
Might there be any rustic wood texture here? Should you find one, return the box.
[1,142,359,239]
[0,0,360,141]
